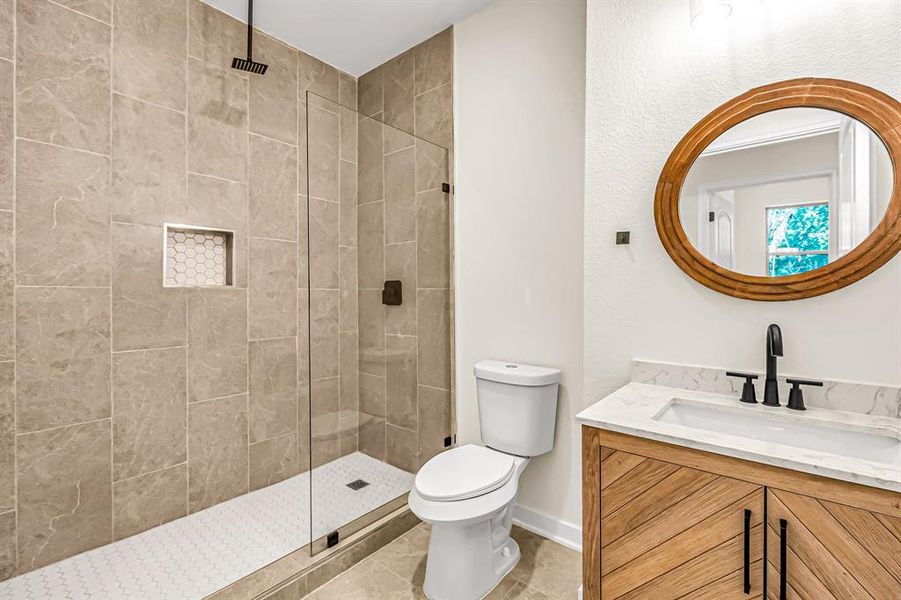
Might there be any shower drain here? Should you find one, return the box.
[346,479,370,491]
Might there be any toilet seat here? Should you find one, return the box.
[415,445,515,502]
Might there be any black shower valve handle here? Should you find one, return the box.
[725,371,759,404]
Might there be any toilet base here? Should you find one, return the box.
[484,537,520,597]
[421,513,520,600]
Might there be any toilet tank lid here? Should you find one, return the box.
[474,360,561,386]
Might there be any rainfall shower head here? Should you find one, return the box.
[232,56,268,75]
[232,0,268,75]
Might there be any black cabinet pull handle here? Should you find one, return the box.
[743,509,751,594]
[779,518,788,600]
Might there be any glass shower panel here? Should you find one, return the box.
[304,92,452,553]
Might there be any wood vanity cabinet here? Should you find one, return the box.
[582,427,901,600]
[766,488,900,599]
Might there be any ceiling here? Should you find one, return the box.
[203,0,494,76]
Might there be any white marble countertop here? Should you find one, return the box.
[576,382,901,492]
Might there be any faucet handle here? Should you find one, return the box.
[785,378,823,411]
[726,371,759,404]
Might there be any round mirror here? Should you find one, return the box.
[655,78,901,301]
[679,108,893,278]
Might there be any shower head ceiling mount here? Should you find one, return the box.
[231,0,268,75]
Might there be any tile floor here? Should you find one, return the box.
[0,453,413,599]
[302,524,582,599]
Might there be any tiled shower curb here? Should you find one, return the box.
[207,507,420,600]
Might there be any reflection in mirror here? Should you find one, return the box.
[679,108,894,277]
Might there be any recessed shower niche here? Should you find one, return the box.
[164,224,235,287]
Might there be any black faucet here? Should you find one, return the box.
[763,324,783,406]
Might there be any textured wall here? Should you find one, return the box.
[0,0,359,579]
[582,0,901,526]
[353,29,455,473]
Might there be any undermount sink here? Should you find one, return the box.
[653,399,901,465]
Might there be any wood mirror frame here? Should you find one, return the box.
[655,78,901,301]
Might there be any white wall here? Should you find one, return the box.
[454,0,586,537]
[454,0,900,535]
[585,0,901,502]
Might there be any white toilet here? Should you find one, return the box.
[409,360,561,600]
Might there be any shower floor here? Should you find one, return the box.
[0,452,414,600]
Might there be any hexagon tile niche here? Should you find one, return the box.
[164,225,234,287]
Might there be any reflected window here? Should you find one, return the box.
[766,203,830,276]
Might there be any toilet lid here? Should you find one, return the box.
[415,445,516,502]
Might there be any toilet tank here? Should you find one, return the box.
[474,360,561,457]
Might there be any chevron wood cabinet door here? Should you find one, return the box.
[598,448,764,599]
[581,427,901,600]
[766,489,901,600]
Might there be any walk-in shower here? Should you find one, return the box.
[0,0,453,596]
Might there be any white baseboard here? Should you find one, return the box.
[512,505,582,552]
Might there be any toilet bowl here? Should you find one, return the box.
[409,444,528,599]
[409,361,561,600]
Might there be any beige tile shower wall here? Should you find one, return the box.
[0,0,356,580]
[355,29,454,473]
